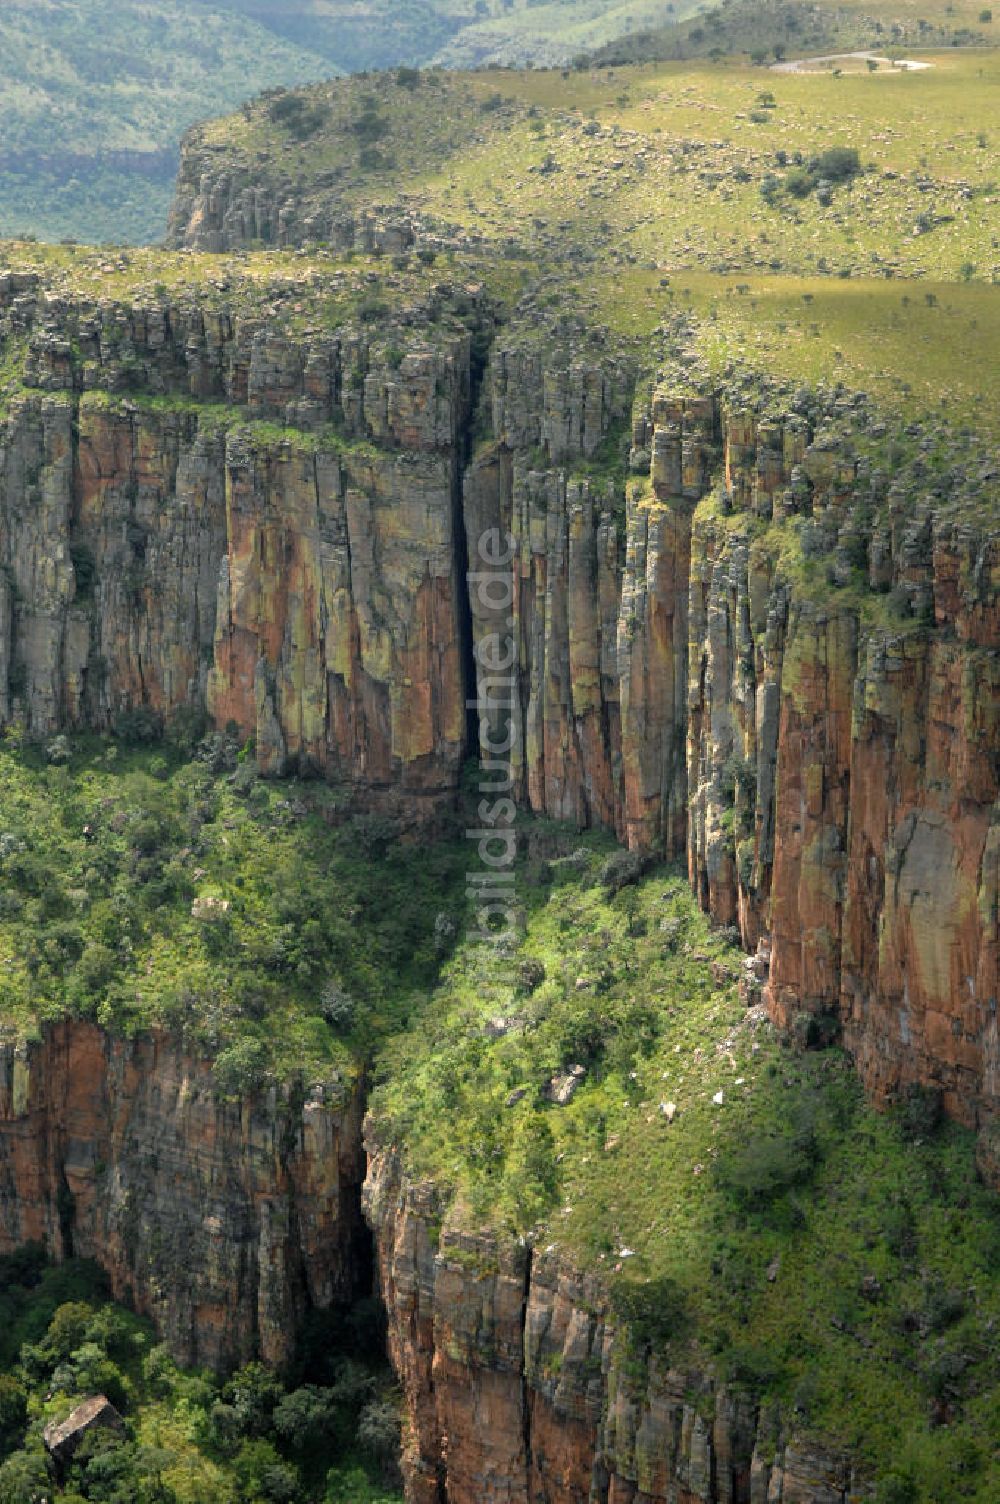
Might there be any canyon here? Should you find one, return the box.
[0,247,996,1498]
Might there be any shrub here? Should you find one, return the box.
[233,1439,300,1502]
[272,1385,339,1457]
[45,735,71,766]
[900,1082,943,1140]
[44,1301,94,1362]
[268,92,328,141]
[320,981,356,1032]
[356,1397,402,1486]
[352,110,388,144]
[610,1275,688,1352]
[716,1121,818,1207]
[212,1039,268,1098]
[721,1340,784,1396]
[69,544,97,601]
[813,146,861,182]
[599,849,647,894]
[785,167,815,198]
[0,1450,50,1503]
[113,706,160,744]
[74,943,117,998]
[876,1475,918,1504]
[516,958,545,995]
[0,1376,27,1457]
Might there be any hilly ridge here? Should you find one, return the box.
[5,0,995,245]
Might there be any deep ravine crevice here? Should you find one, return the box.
[453,321,497,757]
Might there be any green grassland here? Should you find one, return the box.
[431,0,707,69]
[592,0,997,63]
[181,44,1000,436]
[202,47,1000,290]
[1,0,995,244]
[0,1249,404,1503]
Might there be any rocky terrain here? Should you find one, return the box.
[0,240,996,1497]
[0,1021,365,1371]
[0,25,999,1503]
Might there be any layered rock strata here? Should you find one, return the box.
[0,1020,365,1369]
[465,370,998,1156]
[364,1139,870,1504]
[0,278,479,792]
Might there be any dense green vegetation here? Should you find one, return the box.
[0,731,468,1090]
[372,837,1000,1502]
[1,728,999,1498]
[0,1249,403,1503]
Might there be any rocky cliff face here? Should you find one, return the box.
[464,366,998,1162]
[364,1138,870,1504]
[166,138,420,257]
[0,273,478,795]
[1,267,998,1495]
[0,1019,365,1369]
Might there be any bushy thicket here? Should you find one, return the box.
[0,1250,402,1504]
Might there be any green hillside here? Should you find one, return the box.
[4,0,995,245]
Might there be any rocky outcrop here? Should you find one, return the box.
[364,1138,870,1504]
[678,417,999,1150]
[0,1020,365,1369]
[166,149,418,257]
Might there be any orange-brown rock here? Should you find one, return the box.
[363,1136,868,1504]
[0,283,477,798]
[465,371,999,1170]
[0,1020,365,1369]
[464,390,719,853]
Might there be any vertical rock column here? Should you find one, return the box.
[618,395,718,853]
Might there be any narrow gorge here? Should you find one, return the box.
[0,236,996,1503]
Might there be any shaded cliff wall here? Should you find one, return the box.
[0,274,477,793]
[0,1020,365,1370]
[464,370,718,854]
[364,1140,869,1504]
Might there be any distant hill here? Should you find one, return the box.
[3,0,995,246]
[0,0,703,246]
[0,0,334,245]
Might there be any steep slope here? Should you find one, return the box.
[0,249,493,787]
[0,39,998,1504]
[0,1022,366,1370]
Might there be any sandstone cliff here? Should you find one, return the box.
[464,356,998,1167]
[1,263,998,1498]
[0,272,480,793]
[0,1019,365,1370]
[364,1137,870,1504]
